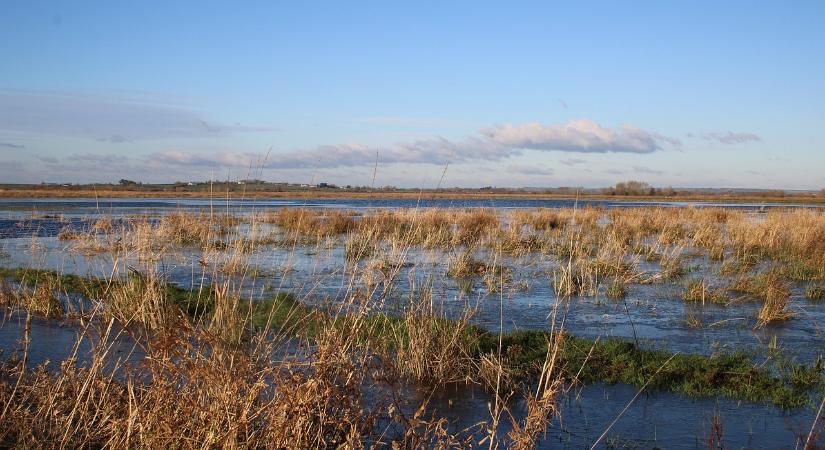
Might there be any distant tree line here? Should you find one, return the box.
[603,181,675,196]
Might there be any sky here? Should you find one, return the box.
[1,1,824,189]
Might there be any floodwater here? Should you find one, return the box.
[1,197,823,448]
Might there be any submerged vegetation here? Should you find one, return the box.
[2,204,825,447]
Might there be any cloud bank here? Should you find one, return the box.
[150,119,678,170]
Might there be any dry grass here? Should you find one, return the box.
[107,269,174,331]
[683,280,729,306]
[157,211,238,246]
[512,208,566,232]
[0,203,572,448]
[390,291,478,385]
[0,275,64,319]
[0,318,380,448]
[5,204,825,447]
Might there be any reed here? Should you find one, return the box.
[107,269,174,331]
[390,290,478,384]
[0,275,63,319]
[755,272,794,327]
[605,280,627,300]
[683,280,729,305]
[806,284,825,301]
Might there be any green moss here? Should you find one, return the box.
[476,330,819,409]
[241,291,320,336]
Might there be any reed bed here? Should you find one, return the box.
[2,204,825,447]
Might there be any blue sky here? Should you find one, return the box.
[1,1,823,189]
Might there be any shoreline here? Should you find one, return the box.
[1,188,824,205]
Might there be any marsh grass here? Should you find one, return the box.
[2,204,825,447]
[0,275,63,319]
[512,208,566,232]
[806,284,825,301]
[605,280,628,300]
[685,307,703,328]
[157,211,239,246]
[390,293,479,385]
[756,272,795,327]
[446,249,510,280]
[683,280,730,306]
[107,268,175,331]
[0,316,384,448]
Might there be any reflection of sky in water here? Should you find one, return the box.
[1,198,824,448]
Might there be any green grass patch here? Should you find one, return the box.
[783,259,825,281]
[477,330,821,409]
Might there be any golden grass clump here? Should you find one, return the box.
[344,231,379,261]
[728,209,825,268]
[607,208,685,245]
[454,209,499,245]
[390,291,478,384]
[756,272,794,327]
[690,223,726,260]
[553,261,600,297]
[757,293,794,327]
[682,280,729,305]
[157,212,238,246]
[269,208,357,238]
[269,207,318,231]
[108,269,174,331]
[0,277,63,319]
[512,208,566,232]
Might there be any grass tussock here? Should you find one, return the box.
[390,295,479,384]
[806,284,825,301]
[512,208,566,232]
[0,276,63,319]
[683,280,729,306]
[267,208,357,237]
[605,280,627,300]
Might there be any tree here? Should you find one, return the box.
[613,180,652,196]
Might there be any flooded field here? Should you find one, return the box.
[1,197,824,448]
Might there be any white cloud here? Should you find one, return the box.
[700,131,761,145]
[482,120,670,154]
